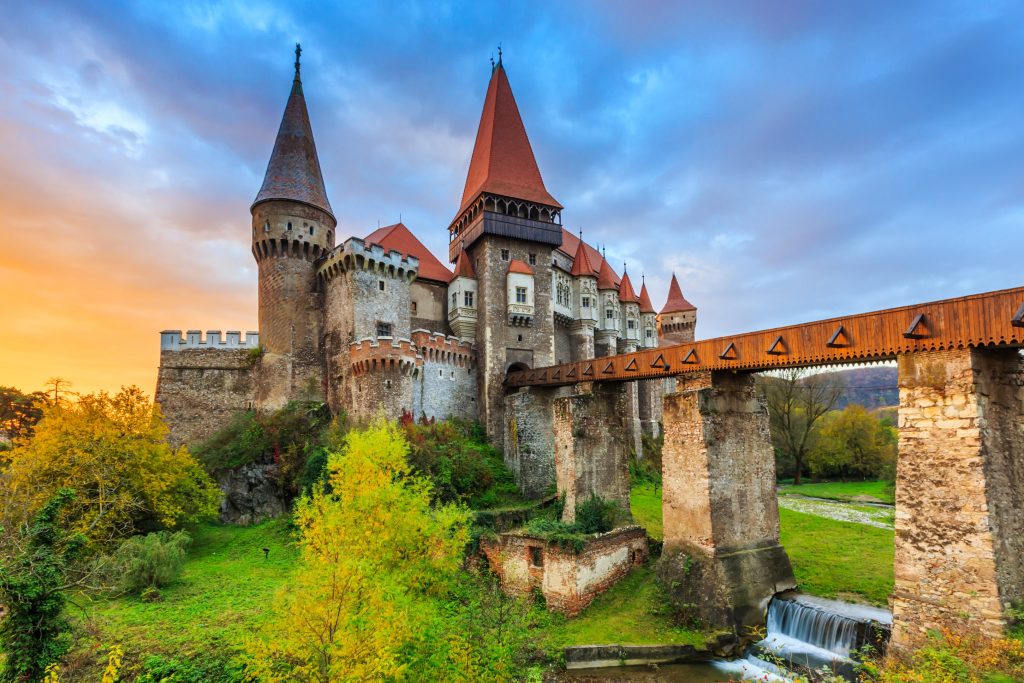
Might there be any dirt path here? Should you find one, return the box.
[777,494,894,529]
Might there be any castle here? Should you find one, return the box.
[155,47,697,467]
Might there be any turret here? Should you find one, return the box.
[618,268,640,351]
[251,45,336,408]
[448,249,478,342]
[658,273,697,345]
[596,256,621,357]
[568,237,598,360]
[637,279,658,349]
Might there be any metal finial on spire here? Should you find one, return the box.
[623,261,628,274]
[294,43,302,80]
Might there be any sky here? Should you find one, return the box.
[1,1,1023,395]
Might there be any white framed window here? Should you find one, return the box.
[606,309,614,320]
[627,319,636,330]
[582,296,590,308]
[464,291,474,307]
[528,253,537,266]
[516,287,528,304]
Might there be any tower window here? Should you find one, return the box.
[411,301,418,315]
[627,319,636,330]
[606,309,614,320]
[310,226,315,235]
[287,222,292,231]
[501,249,510,261]
[515,287,527,304]
[464,291,474,307]
[379,280,386,292]
[646,328,653,339]
[264,221,270,233]
[327,231,332,243]
[528,253,536,266]
[376,321,392,337]
[452,293,457,307]
[582,296,590,308]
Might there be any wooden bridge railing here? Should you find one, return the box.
[505,285,1024,388]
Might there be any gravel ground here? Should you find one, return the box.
[777,495,894,529]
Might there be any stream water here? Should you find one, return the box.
[561,594,892,682]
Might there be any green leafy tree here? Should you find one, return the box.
[0,386,45,444]
[0,386,220,547]
[107,530,192,596]
[758,369,841,484]
[807,405,897,480]
[0,489,87,682]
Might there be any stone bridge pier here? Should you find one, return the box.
[552,383,633,524]
[892,347,1024,649]
[660,371,796,630]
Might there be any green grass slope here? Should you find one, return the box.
[778,480,894,504]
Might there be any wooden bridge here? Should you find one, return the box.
[500,285,1024,651]
[506,285,1024,387]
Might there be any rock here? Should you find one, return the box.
[218,461,287,525]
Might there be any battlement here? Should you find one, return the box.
[411,329,475,368]
[349,336,422,376]
[161,330,260,351]
[318,237,420,283]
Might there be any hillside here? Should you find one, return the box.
[820,365,897,409]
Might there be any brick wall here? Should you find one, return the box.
[503,387,559,498]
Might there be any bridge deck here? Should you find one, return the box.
[505,286,1024,387]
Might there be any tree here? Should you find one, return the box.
[758,368,841,485]
[0,489,88,682]
[0,386,45,444]
[0,386,220,548]
[808,405,897,481]
[246,419,500,681]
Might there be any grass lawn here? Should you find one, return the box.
[630,484,894,606]
[543,564,710,648]
[778,480,894,504]
[68,519,297,674]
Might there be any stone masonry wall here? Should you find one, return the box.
[480,526,648,615]
[504,387,558,498]
[415,360,477,421]
[892,347,1024,648]
[471,236,556,448]
[156,347,255,448]
[553,383,632,523]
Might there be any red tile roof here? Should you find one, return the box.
[597,258,619,290]
[452,248,476,279]
[459,64,561,213]
[364,223,453,284]
[559,229,620,286]
[507,258,534,275]
[569,238,596,277]
[661,273,697,313]
[638,283,656,314]
[252,59,333,218]
[618,272,638,303]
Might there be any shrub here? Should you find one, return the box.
[860,628,1024,682]
[574,494,621,534]
[109,530,191,595]
[136,654,246,683]
[807,405,897,481]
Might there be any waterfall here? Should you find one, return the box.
[766,596,860,657]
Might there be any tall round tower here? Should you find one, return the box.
[251,44,336,409]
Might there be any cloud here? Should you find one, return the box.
[1,0,1023,393]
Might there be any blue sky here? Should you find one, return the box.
[1,1,1023,392]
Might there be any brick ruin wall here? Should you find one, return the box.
[552,384,632,523]
[893,347,1024,647]
[156,346,256,448]
[481,526,649,615]
[503,387,559,498]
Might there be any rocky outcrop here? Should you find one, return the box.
[218,461,287,525]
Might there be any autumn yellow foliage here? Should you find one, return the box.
[246,419,495,682]
[0,386,220,546]
[861,628,1024,683]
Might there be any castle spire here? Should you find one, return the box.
[252,44,333,218]
[458,54,561,213]
[637,282,656,314]
[661,273,697,313]
[619,270,638,302]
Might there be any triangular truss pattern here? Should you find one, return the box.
[624,358,638,371]
[552,369,561,380]
[582,363,594,377]
[650,353,669,370]
[537,370,547,381]
[767,335,787,355]
[602,361,615,374]
[826,325,852,348]
[567,366,578,378]
[1012,302,1024,328]
[903,314,930,339]
[681,348,698,364]
[719,342,738,360]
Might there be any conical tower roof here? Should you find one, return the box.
[619,271,638,303]
[638,282,656,314]
[661,274,697,313]
[459,60,560,213]
[452,248,476,279]
[252,45,334,219]
[570,238,596,277]
[597,258,619,290]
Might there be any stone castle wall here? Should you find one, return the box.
[155,332,257,447]
[503,387,560,498]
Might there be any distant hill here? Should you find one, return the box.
[819,365,898,409]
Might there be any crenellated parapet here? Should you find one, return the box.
[317,237,419,284]
[161,330,259,351]
[411,329,475,368]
